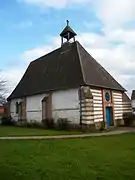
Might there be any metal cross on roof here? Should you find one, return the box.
[66,20,69,26]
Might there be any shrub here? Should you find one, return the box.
[21,121,45,129]
[42,119,55,129]
[57,118,70,130]
[1,116,16,126]
[29,121,42,129]
[123,112,135,126]
[70,124,82,131]
[25,122,32,128]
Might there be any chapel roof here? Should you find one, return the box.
[8,22,125,100]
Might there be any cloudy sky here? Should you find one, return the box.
[1,0,135,97]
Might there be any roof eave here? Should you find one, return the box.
[84,83,126,92]
[7,84,81,101]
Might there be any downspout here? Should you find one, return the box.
[79,86,83,126]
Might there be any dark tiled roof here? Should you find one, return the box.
[8,41,125,100]
[77,42,125,91]
[131,90,135,100]
[8,42,84,100]
[122,93,131,102]
[60,25,77,37]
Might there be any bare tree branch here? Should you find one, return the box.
[0,77,7,105]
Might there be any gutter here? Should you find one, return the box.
[79,86,83,126]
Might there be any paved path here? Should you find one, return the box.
[0,129,135,140]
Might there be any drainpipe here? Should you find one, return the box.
[79,86,83,127]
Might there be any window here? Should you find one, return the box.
[105,92,110,102]
[16,102,19,114]
[132,108,135,112]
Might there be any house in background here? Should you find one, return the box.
[131,90,135,114]
[0,105,4,118]
[7,21,132,127]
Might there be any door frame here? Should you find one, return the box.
[42,95,52,120]
[102,89,115,126]
[106,106,114,126]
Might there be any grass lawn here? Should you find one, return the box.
[0,125,84,137]
[0,134,135,180]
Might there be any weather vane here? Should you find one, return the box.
[66,20,69,26]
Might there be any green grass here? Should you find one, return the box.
[0,125,83,137]
[0,134,135,179]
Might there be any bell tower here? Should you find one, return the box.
[60,20,77,46]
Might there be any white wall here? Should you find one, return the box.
[10,89,80,123]
[52,89,80,124]
[26,94,46,122]
[90,88,103,122]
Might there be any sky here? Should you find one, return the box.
[1,0,135,97]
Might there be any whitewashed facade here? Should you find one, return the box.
[10,89,80,124]
[52,89,79,124]
[26,94,46,122]
[9,86,132,127]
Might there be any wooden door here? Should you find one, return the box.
[106,107,113,126]
[42,95,52,120]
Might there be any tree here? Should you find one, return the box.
[0,78,7,105]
